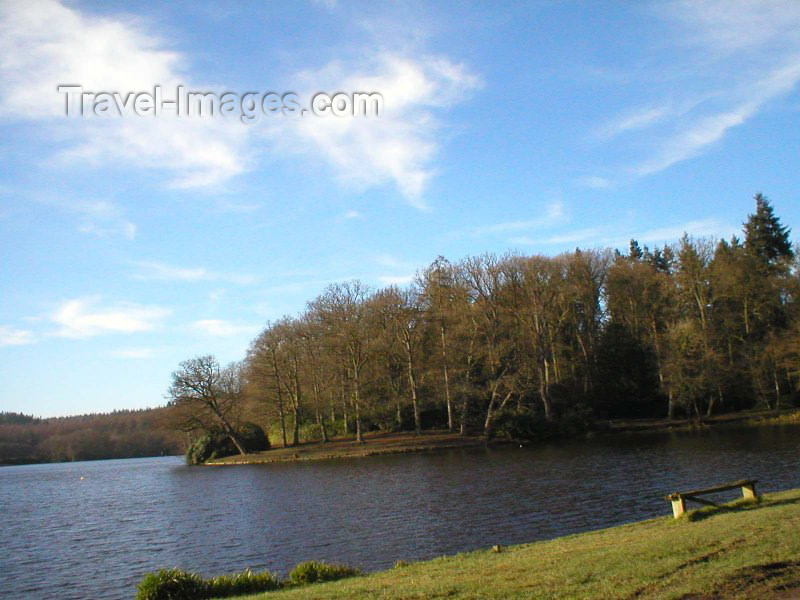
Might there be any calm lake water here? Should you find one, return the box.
[1,425,799,599]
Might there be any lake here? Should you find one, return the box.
[1,425,799,599]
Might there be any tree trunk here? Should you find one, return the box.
[540,361,552,420]
[396,395,403,429]
[312,380,329,443]
[271,352,288,448]
[215,412,247,455]
[406,351,421,435]
[667,389,675,420]
[291,401,300,446]
[353,368,364,443]
[459,396,469,436]
[441,325,454,431]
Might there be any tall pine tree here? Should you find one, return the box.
[743,193,794,270]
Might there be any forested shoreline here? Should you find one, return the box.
[166,195,799,460]
[0,410,182,465]
[4,196,798,466]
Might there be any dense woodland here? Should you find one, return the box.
[167,195,799,455]
[0,409,182,464]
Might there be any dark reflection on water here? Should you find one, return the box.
[1,425,799,599]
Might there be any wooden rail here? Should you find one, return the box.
[665,479,758,518]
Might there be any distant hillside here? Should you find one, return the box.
[0,408,183,465]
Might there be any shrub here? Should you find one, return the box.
[185,423,270,464]
[136,568,206,600]
[288,561,360,586]
[137,568,280,599]
[491,405,594,443]
[238,423,270,452]
[206,569,281,596]
[185,434,216,465]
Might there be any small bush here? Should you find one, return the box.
[185,423,270,464]
[238,423,270,452]
[185,434,216,465]
[206,569,281,596]
[137,568,280,599]
[288,561,360,586]
[491,405,594,443]
[136,568,206,600]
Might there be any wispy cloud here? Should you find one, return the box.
[377,274,414,286]
[587,1,800,182]
[33,196,137,240]
[340,209,363,220]
[457,201,566,238]
[190,319,259,337]
[511,218,735,250]
[631,218,736,246]
[374,254,416,270]
[595,106,670,140]
[271,52,482,208]
[51,297,170,338]
[511,227,605,247]
[0,326,35,346]
[131,261,257,285]
[632,61,800,177]
[575,176,613,190]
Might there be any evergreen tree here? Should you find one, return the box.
[743,193,794,269]
[628,239,644,261]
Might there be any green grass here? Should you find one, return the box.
[228,488,800,599]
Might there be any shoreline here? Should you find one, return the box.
[2,408,796,467]
[228,488,800,599]
[204,407,800,466]
[204,430,490,465]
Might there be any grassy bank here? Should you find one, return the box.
[606,407,800,433]
[229,488,800,599]
[205,431,488,465]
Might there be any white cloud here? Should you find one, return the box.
[0,0,250,189]
[131,261,256,285]
[271,53,481,208]
[51,297,170,338]
[0,1,480,202]
[340,209,363,220]
[190,319,259,337]
[0,326,35,346]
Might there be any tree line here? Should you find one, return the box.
[167,194,798,452]
[0,409,182,464]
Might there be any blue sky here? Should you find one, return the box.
[1,0,799,417]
